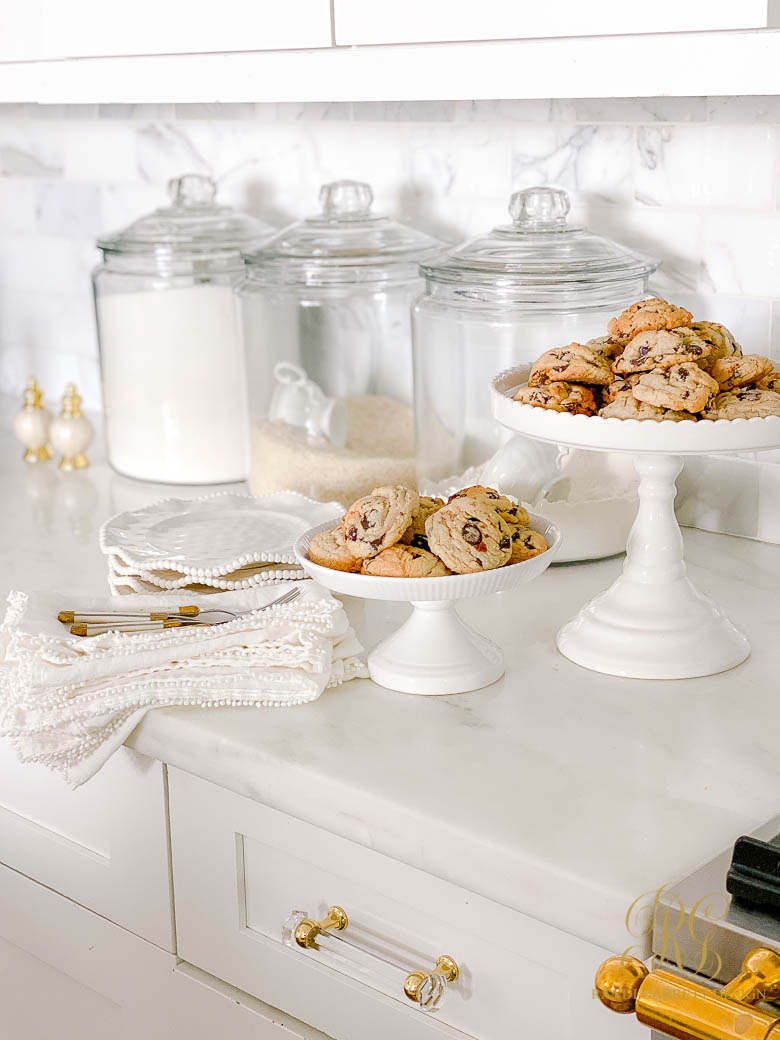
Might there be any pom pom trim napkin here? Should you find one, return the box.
[0,584,366,786]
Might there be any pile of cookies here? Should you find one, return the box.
[512,297,780,421]
[308,484,548,577]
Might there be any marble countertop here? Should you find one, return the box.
[1,413,778,955]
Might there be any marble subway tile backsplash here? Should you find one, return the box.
[635,124,777,209]
[1,95,780,410]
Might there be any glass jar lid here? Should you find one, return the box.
[242,180,443,286]
[97,173,274,266]
[421,186,658,301]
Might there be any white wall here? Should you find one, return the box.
[1,96,779,412]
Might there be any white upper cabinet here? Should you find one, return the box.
[333,0,772,45]
[0,2,777,101]
[0,0,332,62]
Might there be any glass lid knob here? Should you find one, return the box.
[168,173,218,208]
[319,179,374,219]
[509,186,570,229]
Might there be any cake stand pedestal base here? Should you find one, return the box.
[367,601,505,695]
[556,454,750,680]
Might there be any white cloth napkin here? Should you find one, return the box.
[0,584,367,787]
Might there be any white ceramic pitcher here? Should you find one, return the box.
[481,434,567,505]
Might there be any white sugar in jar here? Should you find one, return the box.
[93,174,274,484]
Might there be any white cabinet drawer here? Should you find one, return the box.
[0,741,173,950]
[169,767,630,1040]
[0,859,329,1040]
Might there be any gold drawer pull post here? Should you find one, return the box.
[404,955,460,1006]
[294,905,349,950]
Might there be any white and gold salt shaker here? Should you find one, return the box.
[12,378,53,463]
[50,384,93,471]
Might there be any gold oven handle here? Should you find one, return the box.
[595,948,780,1040]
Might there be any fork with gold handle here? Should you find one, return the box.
[59,587,302,636]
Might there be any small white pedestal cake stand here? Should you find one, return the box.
[295,516,561,695]
[493,366,780,680]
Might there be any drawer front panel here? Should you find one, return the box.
[169,767,627,1040]
[0,741,173,950]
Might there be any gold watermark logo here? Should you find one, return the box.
[622,883,730,979]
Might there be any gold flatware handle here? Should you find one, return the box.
[59,588,300,630]
[58,606,199,624]
[70,620,184,636]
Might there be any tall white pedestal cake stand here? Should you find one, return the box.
[493,367,780,680]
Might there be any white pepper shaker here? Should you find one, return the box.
[13,379,53,463]
[50,384,93,471]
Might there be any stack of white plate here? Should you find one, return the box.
[100,491,343,595]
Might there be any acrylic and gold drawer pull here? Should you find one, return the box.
[282,905,459,1013]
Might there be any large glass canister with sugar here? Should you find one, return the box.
[237,180,443,499]
[412,186,658,487]
[93,173,275,484]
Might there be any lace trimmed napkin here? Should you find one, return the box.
[0,584,367,787]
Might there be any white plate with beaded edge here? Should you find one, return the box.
[296,515,561,695]
[101,491,344,578]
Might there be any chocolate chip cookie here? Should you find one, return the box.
[602,375,639,405]
[361,544,451,577]
[528,343,613,387]
[757,372,780,392]
[586,334,625,360]
[448,485,530,528]
[709,354,774,392]
[689,321,742,364]
[499,501,532,528]
[508,527,548,564]
[608,298,693,340]
[342,485,419,559]
[400,495,444,550]
[448,484,512,510]
[702,388,780,420]
[614,328,712,374]
[308,527,363,572]
[513,382,599,414]
[425,494,512,574]
[599,393,670,421]
[632,363,719,413]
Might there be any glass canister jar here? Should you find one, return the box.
[237,180,443,499]
[93,173,274,484]
[413,186,658,484]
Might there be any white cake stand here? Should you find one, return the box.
[295,515,561,695]
[493,366,780,680]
